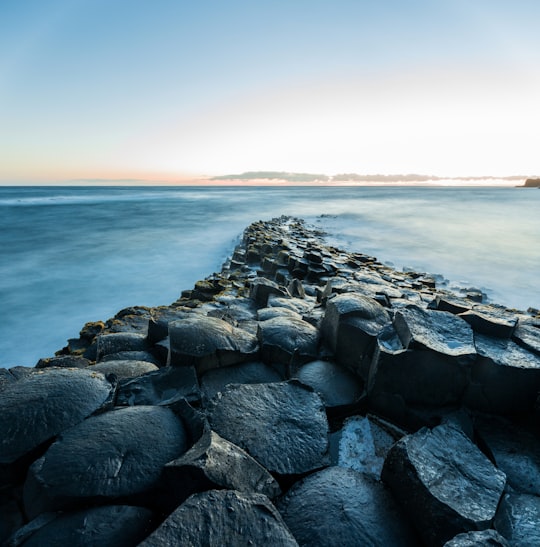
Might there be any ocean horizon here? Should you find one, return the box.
[1,184,538,368]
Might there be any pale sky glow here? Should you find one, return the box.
[1,0,540,182]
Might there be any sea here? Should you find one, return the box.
[1,184,539,368]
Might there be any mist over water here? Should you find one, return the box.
[1,185,538,367]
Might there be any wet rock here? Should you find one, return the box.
[208,381,329,475]
[277,466,418,546]
[0,369,17,390]
[293,360,363,408]
[257,307,302,321]
[394,305,476,361]
[368,325,470,410]
[257,316,319,366]
[7,505,153,547]
[23,406,188,518]
[382,422,506,546]
[168,315,258,373]
[139,489,298,547]
[250,277,290,307]
[116,365,201,406]
[99,350,162,365]
[163,429,281,506]
[0,500,24,545]
[443,529,510,546]
[0,368,115,465]
[200,361,282,403]
[464,334,540,414]
[268,295,314,314]
[474,415,540,496]
[512,322,540,356]
[90,360,158,379]
[320,293,390,377]
[459,309,517,338]
[331,415,404,479]
[96,332,149,361]
[494,492,540,546]
[431,296,471,315]
[35,356,90,369]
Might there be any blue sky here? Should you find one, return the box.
[1,0,540,182]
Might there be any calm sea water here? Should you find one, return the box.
[1,185,538,367]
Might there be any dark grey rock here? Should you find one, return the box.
[200,361,282,402]
[0,500,24,545]
[294,360,363,408]
[277,466,418,546]
[163,429,281,505]
[320,293,390,378]
[368,325,470,408]
[96,332,149,361]
[90,360,158,379]
[464,334,540,414]
[139,489,298,547]
[23,405,188,518]
[0,369,17,390]
[35,356,90,369]
[208,381,329,475]
[382,422,506,546]
[168,315,258,372]
[257,307,302,321]
[99,350,161,365]
[394,305,476,362]
[512,322,540,356]
[432,296,471,315]
[474,415,540,496]
[250,277,290,307]
[0,368,114,465]
[257,316,319,366]
[494,492,540,546]
[7,505,153,547]
[443,529,510,546]
[116,365,201,406]
[459,309,517,338]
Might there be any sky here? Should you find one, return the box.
[1,0,540,183]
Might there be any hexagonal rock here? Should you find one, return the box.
[249,277,290,307]
[163,429,281,505]
[116,366,201,406]
[35,356,90,369]
[458,309,517,339]
[382,423,506,546]
[257,316,319,366]
[200,361,283,403]
[464,334,540,414]
[168,315,258,373]
[294,360,363,408]
[90,360,158,379]
[368,325,470,410]
[494,492,540,546]
[0,368,115,465]
[443,529,510,546]
[208,381,329,476]
[23,406,188,518]
[96,332,149,361]
[139,489,298,547]
[277,466,418,546]
[320,293,391,377]
[393,305,476,363]
[8,505,154,547]
[512,322,540,357]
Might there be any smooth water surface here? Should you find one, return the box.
[1,185,538,367]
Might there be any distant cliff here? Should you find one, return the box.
[522,178,540,187]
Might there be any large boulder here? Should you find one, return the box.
[139,489,298,547]
[6,505,153,547]
[163,429,280,506]
[257,316,319,366]
[382,422,506,546]
[208,381,329,475]
[0,368,114,466]
[277,466,418,546]
[320,293,390,378]
[23,406,188,518]
[96,332,149,361]
[464,334,540,414]
[168,315,258,372]
[249,277,290,307]
[494,492,540,546]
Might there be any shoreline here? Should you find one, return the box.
[1,216,540,545]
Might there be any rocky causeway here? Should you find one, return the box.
[1,216,540,546]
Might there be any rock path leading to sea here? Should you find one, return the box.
[1,216,540,546]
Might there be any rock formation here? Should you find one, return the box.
[1,216,539,546]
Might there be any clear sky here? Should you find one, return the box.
[1,0,539,182]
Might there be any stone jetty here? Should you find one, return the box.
[2,216,540,546]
